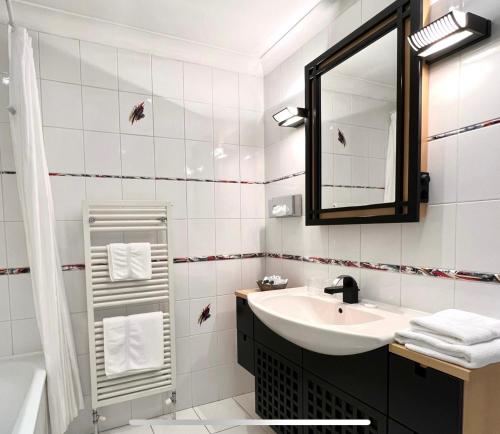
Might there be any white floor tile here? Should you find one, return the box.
[233,393,257,419]
[194,398,252,433]
[217,426,268,434]
[104,425,152,434]
[152,408,208,433]
[158,408,200,420]
[152,424,208,434]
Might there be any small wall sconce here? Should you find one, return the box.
[408,10,490,63]
[273,106,307,127]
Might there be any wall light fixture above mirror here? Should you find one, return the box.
[408,9,491,63]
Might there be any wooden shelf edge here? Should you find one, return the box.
[389,343,472,381]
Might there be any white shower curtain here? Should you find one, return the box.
[384,111,397,203]
[8,26,83,434]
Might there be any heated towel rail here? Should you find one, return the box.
[83,201,176,427]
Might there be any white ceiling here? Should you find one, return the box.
[17,0,323,57]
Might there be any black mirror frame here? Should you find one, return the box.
[305,0,429,225]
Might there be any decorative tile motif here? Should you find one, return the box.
[128,101,145,124]
[338,128,347,147]
[197,304,211,326]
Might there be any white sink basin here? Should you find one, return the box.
[247,287,426,355]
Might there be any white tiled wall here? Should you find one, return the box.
[0,26,263,432]
[264,0,500,317]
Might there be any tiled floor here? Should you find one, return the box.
[104,393,269,434]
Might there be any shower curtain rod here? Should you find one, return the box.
[5,0,14,26]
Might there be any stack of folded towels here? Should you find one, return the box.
[395,309,500,369]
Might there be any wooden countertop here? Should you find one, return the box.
[389,343,474,381]
[235,288,260,299]
[390,343,500,382]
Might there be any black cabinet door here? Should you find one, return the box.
[237,331,254,375]
[236,297,254,337]
[388,419,416,434]
[303,347,388,413]
[389,354,463,434]
[255,342,303,434]
[303,370,387,434]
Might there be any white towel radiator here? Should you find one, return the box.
[82,201,176,432]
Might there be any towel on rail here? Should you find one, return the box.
[410,309,500,345]
[103,311,164,376]
[395,328,500,369]
[107,242,152,281]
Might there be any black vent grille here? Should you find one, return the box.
[303,372,387,434]
[255,343,303,434]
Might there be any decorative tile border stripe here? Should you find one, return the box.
[173,253,267,264]
[2,253,500,284]
[428,116,500,142]
[0,263,86,275]
[0,266,30,275]
[264,171,305,185]
[269,253,500,285]
[0,254,267,275]
[0,170,266,185]
[62,264,86,272]
[0,169,306,186]
[321,184,385,190]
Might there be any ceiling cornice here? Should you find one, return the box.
[2,0,355,77]
[4,0,263,75]
[260,0,356,75]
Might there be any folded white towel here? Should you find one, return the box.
[107,243,152,281]
[410,309,500,345]
[396,329,500,369]
[103,312,164,376]
[102,316,127,376]
[127,312,164,372]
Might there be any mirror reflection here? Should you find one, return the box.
[321,29,398,209]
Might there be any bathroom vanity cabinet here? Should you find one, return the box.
[236,295,500,434]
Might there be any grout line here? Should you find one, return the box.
[78,40,89,205]
[231,395,255,419]
[452,49,464,309]
[150,54,157,202]
[116,46,125,202]
[236,72,245,299]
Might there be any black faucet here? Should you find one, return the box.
[324,275,359,304]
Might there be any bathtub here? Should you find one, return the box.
[0,353,48,434]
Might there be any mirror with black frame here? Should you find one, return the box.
[321,29,397,209]
[305,0,429,225]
